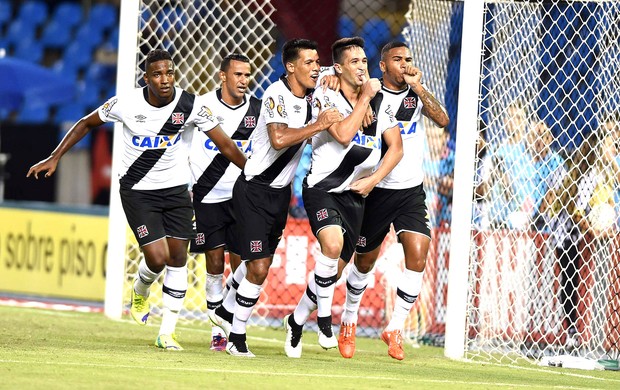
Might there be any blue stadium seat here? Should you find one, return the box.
[76,80,102,107]
[338,15,357,38]
[74,24,105,49]
[13,39,44,63]
[0,1,12,30]
[86,3,117,31]
[15,103,50,124]
[360,17,392,47]
[63,41,94,70]
[17,1,48,26]
[106,26,119,49]
[40,19,74,48]
[6,19,36,46]
[52,59,80,81]
[53,2,83,28]
[55,102,88,124]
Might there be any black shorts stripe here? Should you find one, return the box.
[249,142,303,185]
[120,90,196,189]
[312,145,372,191]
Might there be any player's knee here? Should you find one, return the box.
[320,241,343,259]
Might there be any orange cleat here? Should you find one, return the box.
[381,329,404,360]
[338,322,356,358]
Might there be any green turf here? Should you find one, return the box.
[0,306,618,389]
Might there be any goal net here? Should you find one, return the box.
[444,0,620,364]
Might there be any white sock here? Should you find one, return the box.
[341,264,370,325]
[206,272,224,309]
[231,277,261,335]
[133,260,161,297]
[386,268,423,331]
[222,261,247,313]
[292,272,318,326]
[313,252,339,318]
[159,265,187,335]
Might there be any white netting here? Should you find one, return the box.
[464,0,620,363]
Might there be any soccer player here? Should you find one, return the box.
[208,39,343,357]
[188,53,261,351]
[27,49,247,351]
[283,37,404,358]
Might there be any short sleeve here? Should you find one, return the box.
[262,89,290,126]
[376,101,398,134]
[311,87,337,124]
[97,96,121,123]
[193,95,220,132]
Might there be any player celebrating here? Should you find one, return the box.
[27,49,246,351]
[208,39,343,357]
[283,37,403,358]
[189,53,261,351]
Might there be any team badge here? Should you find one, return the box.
[198,106,214,121]
[357,236,367,247]
[265,97,275,118]
[134,114,146,123]
[195,233,205,245]
[250,240,263,253]
[403,97,417,109]
[171,112,185,125]
[313,98,321,110]
[316,208,329,221]
[102,98,117,117]
[137,225,149,239]
[277,95,287,118]
[244,116,256,128]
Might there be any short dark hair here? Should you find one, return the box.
[221,53,250,72]
[331,37,365,64]
[145,49,173,70]
[281,38,318,67]
[380,41,409,60]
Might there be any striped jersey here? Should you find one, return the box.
[242,76,312,188]
[189,89,261,203]
[304,86,397,193]
[375,84,425,189]
[98,87,219,190]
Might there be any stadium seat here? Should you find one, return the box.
[17,0,48,26]
[0,1,12,30]
[360,17,392,47]
[6,19,36,46]
[52,59,80,81]
[55,102,88,124]
[106,26,119,49]
[40,19,74,48]
[15,103,50,124]
[63,41,94,70]
[13,39,44,63]
[338,15,357,38]
[53,2,83,28]
[86,3,118,31]
[76,80,102,107]
[74,24,105,49]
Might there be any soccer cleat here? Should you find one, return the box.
[208,310,232,338]
[317,323,338,350]
[338,322,356,358]
[283,314,303,358]
[210,333,227,352]
[226,333,255,358]
[130,289,149,326]
[155,334,183,351]
[381,329,405,361]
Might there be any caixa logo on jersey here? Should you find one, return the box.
[204,139,252,154]
[398,121,418,136]
[131,133,182,149]
[351,133,382,150]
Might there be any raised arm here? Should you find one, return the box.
[327,78,381,146]
[27,110,104,179]
[268,107,343,150]
[404,65,450,128]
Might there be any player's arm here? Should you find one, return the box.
[27,110,104,179]
[268,107,343,150]
[328,77,381,146]
[206,125,247,169]
[349,125,403,197]
[404,65,449,128]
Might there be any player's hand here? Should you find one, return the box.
[360,76,381,100]
[27,156,59,179]
[403,65,423,89]
[321,75,340,93]
[349,176,378,198]
[316,107,343,129]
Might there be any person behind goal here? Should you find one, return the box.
[28,49,247,351]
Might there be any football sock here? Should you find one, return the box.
[160,265,188,335]
[133,260,161,297]
[386,268,423,331]
[293,271,318,326]
[222,261,247,313]
[230,277,261,335]
[314,252,339,318]
[341,264,370,325]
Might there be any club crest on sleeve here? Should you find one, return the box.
[102,98,118,117]
[250,240,263,253]
[171,112,185,125]
[137,225,149,239]
[316,208,328,221]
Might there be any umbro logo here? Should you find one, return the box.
[135,114,147,122]
[293,104,301,113]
